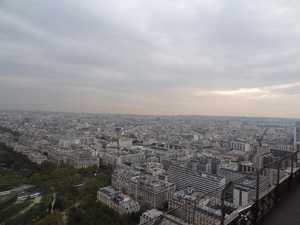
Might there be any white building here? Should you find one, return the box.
[97,186,140,215]
[230,141,252,152]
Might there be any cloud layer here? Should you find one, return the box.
[197,82,300,99]
[0,0,300,117]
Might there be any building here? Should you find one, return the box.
[230,140,252,152]
[169,188,236,225]
[294,122,300,164]
[218,167,244,183]
[100,148,145,167]
[130,175,175,209]
[192,197,237,225]
[139,209,163,225]
[119,151,145,164]
[233,174,272,208]
[112,166,175,209]
[239,161,256,174]
[271,144,294,152]
[167,164,225,196]
[186,157,221,175]
[97,186,140,215]
[112,164,141,194]
[139,209,190,225]
[233,185,252,208]
[168,187,199,224]
[67,151,99,168]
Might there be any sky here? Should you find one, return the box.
[0,0,300,117]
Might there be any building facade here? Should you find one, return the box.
[97,186,140,215]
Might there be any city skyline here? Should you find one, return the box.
[1,0,300,117]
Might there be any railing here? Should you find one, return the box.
[224,150,300,225]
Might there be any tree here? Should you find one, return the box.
[34,213,64,225]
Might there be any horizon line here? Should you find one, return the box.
[1,108,300,121]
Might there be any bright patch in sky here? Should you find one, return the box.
[0,0,300,117]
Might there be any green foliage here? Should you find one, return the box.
[0,143,118,225]
[0,143,38,190]
[34,212,64,225]
[67,201,140,225]
[0,195,17,210]
[79,176,110,203]
[4,196,51,225]
[0,173,28,191]
[0,200,32,223]
[0,195,17,211]
[0,143,37,172]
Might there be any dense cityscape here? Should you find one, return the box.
[1,0,300,224]
[1,110,299,225]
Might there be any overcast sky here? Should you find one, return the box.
[0,0,300,117]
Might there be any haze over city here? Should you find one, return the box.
[1,0,300,117]
[3,1,300,225]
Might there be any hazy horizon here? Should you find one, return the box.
[1,0,300,118]
[2,108,300,121]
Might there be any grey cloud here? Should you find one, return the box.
[0,0,300,116]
